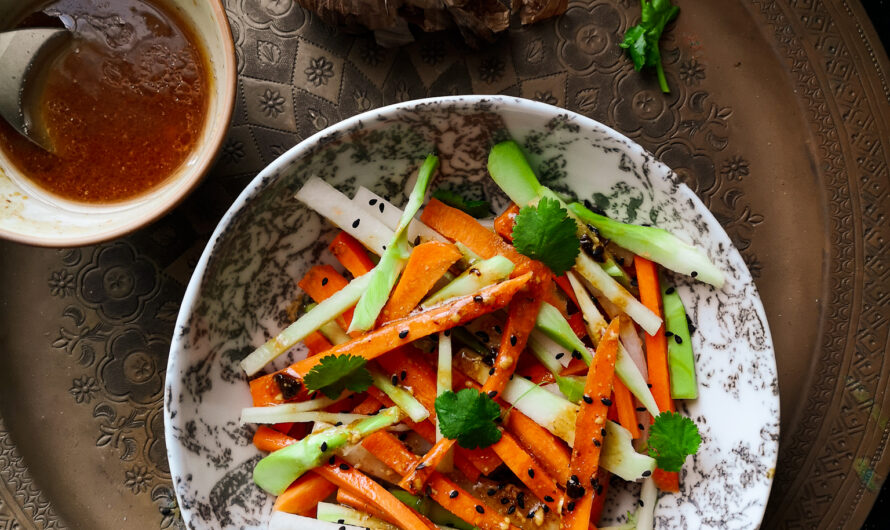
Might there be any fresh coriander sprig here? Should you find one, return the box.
[303,354,372,399]
[619,0,680,93]
[511,197,580,275]
[434,388,502,449]
[647,411,702,471]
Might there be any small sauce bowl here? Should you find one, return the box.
[0,0,236,246]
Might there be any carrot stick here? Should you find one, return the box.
[273,473,337,515]
[515,353,556,385]
[634,257,679,492]
[336,488,403,526]
[298,264,354,330]
[249,374,282,407]
[400,289,540,492]
[362,432,521,530]
[588,469,610,525]
[482,290,541,396]
[490,431,563,512]
[493,203,520,242]
[567,312,587,339]
[330,231,376,277]
[283,273,532,379]
[612,378,641,439]
[304,331,334,355]
[353,394,384,415]
[505,410,572,485]
[379,241,462,323]
[633,257,673,413]
[314,459,436,530]
[561,318,620,530]
[253,425,297,452]
[560,357,589,377]
[555,275,580,308]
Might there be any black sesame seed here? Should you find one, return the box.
[601,397,612,406]
[474,295,483,303]
[391,375,399,385]
[470,268,481,276]
[527,468,535,478]
[487,488,496,496]
[379,202,385,213]
[517,492,525,509]
[449,490,458,498]
[369,198,377,205]
[328,456,336,465]
[339,525,346,530]
[543,505,550,513]
[601,428,607,437]
[399,329,409,339]
[638,423,645,430]
[509,374,514,380]
[488,390,498,398]
[382,245,386,250]
[566,475,585,498]
[572,350,583,360]
[352,219,360,228]
[510,335,517,347]
[475,331,490,343]
[398,432,408,441]
[443,329,451,337]
[665,286,675,295]
[494,416,502,423]
[416,463,426,470]
[339,463,349,470]
[639,499,645,507]
[338,520,345,525]
[630,277,638,287]
[593,439,601,447]
[501,497,510,505]
[335,421,343,426]
[642,470,652,477]
[566,501,576,512]
[544,495,554,503]
[665,331,674,337]
[494,325,502,334]
[321,277,329,286]
[674,335,683,345]
[582,395,593,404]
[414,236,421,246]
[691,271,698,277]
[647,383,653,388]
[320,441,328,452]
[526,509,536,519]
[475,505,485,514]
[425,485,433,498]
[401,371,407,381]
[636,406,647,412]
[507,505,516,514]
[489,367,495,376]
[555,352,564,359]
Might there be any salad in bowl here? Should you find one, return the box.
[165,96,778,530]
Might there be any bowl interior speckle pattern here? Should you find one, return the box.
[165,96,778,529]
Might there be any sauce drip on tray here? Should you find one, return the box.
[0,0,209,203]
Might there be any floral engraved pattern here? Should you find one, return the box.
[258,88,285,117]
[721,156,750,180]
[612,72,681,138]
[80,243,157,322]
[556,3,623,73]
[221,140,245,164]
[304,56,334,87]
[420,40,445,65]
[358,41,386,66]
[533,91,558,105]
[101,329,168,404]
[70,376,100,404]
[478,57,505,83]
[125,465,152,494]
[679,58,706,85]
[48,270,75,297]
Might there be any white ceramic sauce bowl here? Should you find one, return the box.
[0,0,236,246]
[165,96,779,529]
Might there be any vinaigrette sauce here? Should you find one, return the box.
[0,0,209,203]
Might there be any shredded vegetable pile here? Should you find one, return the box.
[239,141,718,530]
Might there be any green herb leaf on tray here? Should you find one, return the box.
[619,0,680,93]
[435,388,502,449]
[647,411,702,472]
[511,197,580,275]
[303,354,373,399]
[432,189,492,218]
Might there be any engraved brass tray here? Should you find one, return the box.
[1,0,889,528]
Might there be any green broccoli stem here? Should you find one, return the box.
[662,283,698,399]
[253,406,403,495]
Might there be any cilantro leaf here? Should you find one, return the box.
[619,0,680,93]
[435,389,502,449]
[647,411,701,472]
[303,354,372,399]
[511,197,580,275]
[432,189,492,218]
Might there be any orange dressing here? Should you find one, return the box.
[0,0,209,203]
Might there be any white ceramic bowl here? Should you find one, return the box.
[165,96,779,529]
[0,0,236,246]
